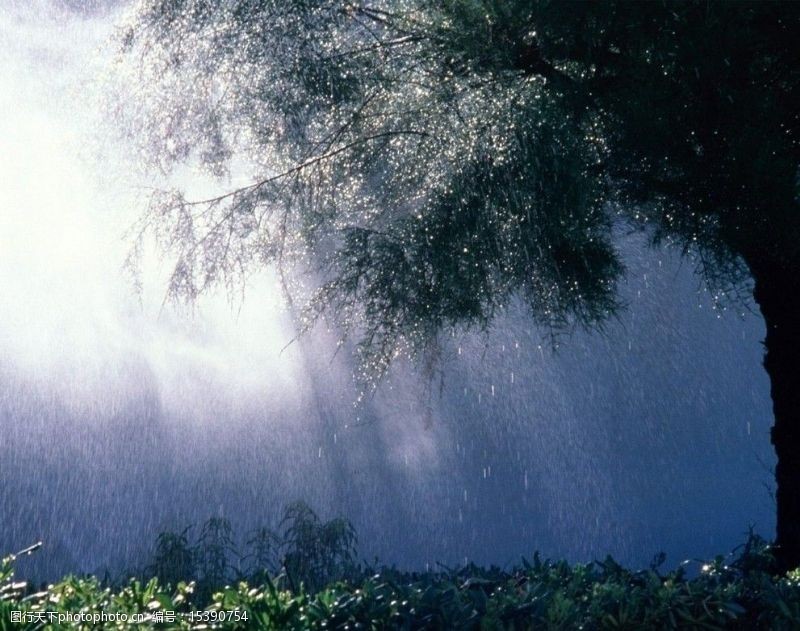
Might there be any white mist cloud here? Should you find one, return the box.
[0,1,306,409]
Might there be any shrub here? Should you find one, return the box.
[4,527,800,629]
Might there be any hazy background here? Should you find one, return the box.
[0,1,775,580]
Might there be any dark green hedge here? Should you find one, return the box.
[3,535,800,629]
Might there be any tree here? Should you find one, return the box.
[116,1,800,568]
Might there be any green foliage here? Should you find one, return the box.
[6,535,800,629]
[115,0,627,382]
[116,0,800,381]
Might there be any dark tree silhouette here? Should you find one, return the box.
[117,1,800,568]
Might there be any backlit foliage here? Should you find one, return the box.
[115,0,623,382]
[115,1,800,380]
[5,535,800,629]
